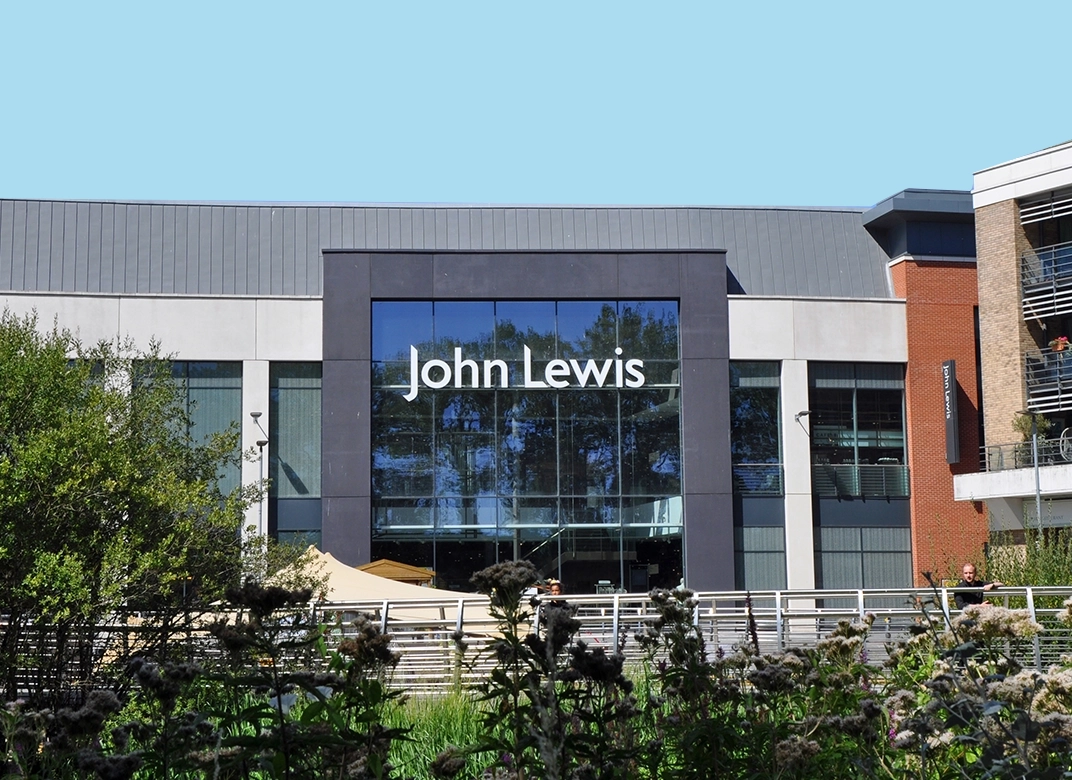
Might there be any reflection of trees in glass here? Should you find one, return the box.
[371,301,684,528]
[618,302,680,361]
[620,389,682,495]
[730,387,780,464]
[499,392,557,496]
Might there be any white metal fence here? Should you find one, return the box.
[316,586,1072,693]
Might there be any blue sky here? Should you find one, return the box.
[3,2,1070,208]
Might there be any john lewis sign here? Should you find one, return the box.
[403,345,646,401]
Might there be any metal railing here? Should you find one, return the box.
[1025,347,1072,412]
[810,463,909,497]
[732,463,784,495]
[981,437,1072,472]
[8,587,1072,697]
[312,586,1072,692]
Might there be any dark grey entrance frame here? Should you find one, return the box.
[321,250,733,591]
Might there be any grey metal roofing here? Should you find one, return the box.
[0,199,894,299]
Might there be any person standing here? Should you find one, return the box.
[954,563,1003,609]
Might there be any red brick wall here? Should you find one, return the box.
[890,259,987,583]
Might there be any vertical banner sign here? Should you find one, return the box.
[942,360,960,464]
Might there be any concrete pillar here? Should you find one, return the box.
[781,359,815,589]
[242,360,270,537]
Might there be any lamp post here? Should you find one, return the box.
[256,439,268,535]
[249,411,269,538]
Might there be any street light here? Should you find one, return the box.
[256,439,268,536]
[1016,410,1043,534]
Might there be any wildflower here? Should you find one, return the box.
[774,735,820,771]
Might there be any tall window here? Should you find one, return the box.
[269,363,322,547]
[172,362,242,494]
[809,363,907,497]
[730,362,782,495]
[809,362,911,591]
[371,300,683,593]
[730,361,785,590]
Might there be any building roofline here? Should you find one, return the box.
[0,196,870,215]
[974,140,1072,177]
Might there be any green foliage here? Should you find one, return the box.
[1012,412,1053,442]
[0,309,257,704]
[461,560,641,780]
[988,529,1072,590]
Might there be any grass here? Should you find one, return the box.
[384,690,488,779]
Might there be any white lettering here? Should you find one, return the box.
[523,345,547,388]
[401,344,649,401]
[455,347,479,388]
[484,359,508,388]
[625,359,645,388]
[403,345,420,401]
[545,359,571,388]
[421,359,452,389]
[570,358,614,387]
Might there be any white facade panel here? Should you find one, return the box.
[729,297,907,362]
[256,299,323,360]
[973,141,1072,209]
[1,293,121,346]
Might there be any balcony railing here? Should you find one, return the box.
[981,437,1072,472]
[732,463,784,495]
[811,463,909,497]
[1022,240,1072,319]
[1025,347,1072,413]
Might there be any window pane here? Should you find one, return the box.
[270,362,321,499]
[619,301,679,361]
[496,301,556,360]
[433,301,495,360]
[372,302,432,361]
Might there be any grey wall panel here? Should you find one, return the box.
[618,253,682,298]
[321,497,370,568]
[680,253,727,359]
[503,209,517,250]
[0,201,14,290]
[429,252,618,299]
[12,201,29,290]
[369,253,434,298]
[222,206,237,296]
[149,205,163,294]
[683,491,735,592]
[396,209,409,250]
[87,203,102,294]
[680,357,731,495]
[323,252,370,361]
[0,200,892,299]
[100,203,115,293]
[35,202,51,292]
[61,202,77,292]
[119,204,135,294]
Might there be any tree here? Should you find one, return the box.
[0,310,257,703]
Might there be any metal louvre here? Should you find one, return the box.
[1024,347,1072,413]
[1021,240,1072,319]
[810,463,909,497]
[1020,192,1072,225]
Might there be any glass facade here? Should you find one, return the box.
[809,362,912,591]
[371,300,683,593]
[809,363,909,498]
[730,361,786,590]
[269,363,323,546]
[172,361,242,494]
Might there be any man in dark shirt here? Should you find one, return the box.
[954,563,1003,609]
